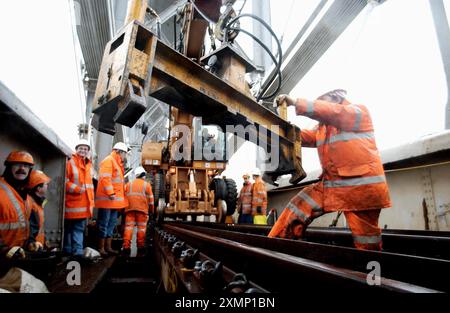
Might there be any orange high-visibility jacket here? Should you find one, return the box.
[125,178,154,214]
[251,177,267,215]
[0,177,32,248]
[295,98,391,211]
[95,151,127,209]
[237,183,253,215]
[30,198,45,244]
[65,153,95,218]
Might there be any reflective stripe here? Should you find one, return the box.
[85,184,94,189]
[104,186,113,191]
[129,181,133,193]
[137,229,146,232]
[127,192,146,197]
[70,159,80,186]
[0,181,25,224]
[65,207,87,213]
[242,204,251,208]
[317,131,374,147]
[353,235,381,244]
[256,199,263,203]
[242,192,252,196]
[324,175,386,188]
[257,191,265,195]
[125,222,135,225]
[125,227,134,230]
[112,178,124,183]
[95,196,125,201]
[137,222,147,226]
[100,173,112,178]
[286,202,309,223]
[305,100,314,117]
[297,192,322,213]
[0,222,25,230]
[69,183,78,193]
[351,105,362,131]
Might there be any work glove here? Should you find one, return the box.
[27,241,44,252]
[273,94,294,108]
[6,246,26,260]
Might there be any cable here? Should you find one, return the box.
[224,14,283,100]
[191,0,215,24]
[237,0,247,16]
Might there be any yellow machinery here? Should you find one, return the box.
[91,0,306,222]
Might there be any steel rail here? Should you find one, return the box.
[167,222,450,292]
[162,224,440,293]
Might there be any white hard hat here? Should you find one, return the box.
[134,166,146,177]
[251,168,261,176]
[75,139,91,150]
[113,142,129,153]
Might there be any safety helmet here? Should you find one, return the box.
[113,142,129,153]
[5,151,34,166]
[27,170,51,189]
[134,166,146,177]
[75,139,91,151]
[251,168,261,176]
[317,89,347,103]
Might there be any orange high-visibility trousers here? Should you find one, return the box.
[268,183,382,251]
[122,211,148,249]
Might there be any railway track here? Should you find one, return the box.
[153,222,450,293]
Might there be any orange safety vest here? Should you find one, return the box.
[0,177,32,248]
[125,178,154,214]
[30,198,45,244]
[295,98,391,211]
[95,151,128,209]
[237,183,253,215]
[251,177,267,215]
[65,153,95,218]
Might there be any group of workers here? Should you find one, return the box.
[0,140,154,261]
[236,168,268,224]
[0,88,390,257]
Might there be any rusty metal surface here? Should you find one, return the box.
[47,257,116,293]
[177,222,450,260]
[162,224,439,293]
[170,222,450,292]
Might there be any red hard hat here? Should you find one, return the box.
[27,170,50,189]
[5,151,34,166]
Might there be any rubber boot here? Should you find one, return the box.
[105,237,118,255]
[121,248,131,258]
[98,238,108,257]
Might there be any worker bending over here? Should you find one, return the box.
[0,151,35,259]
[64,139,95,258]
[270,90,391,250]
[122,166,154,257]
[251,168,267,225]
[95,142,128,256]
[237,173,253,224]
[26,170,51,252]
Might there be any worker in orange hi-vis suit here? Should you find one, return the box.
[26,170,51,252]
[269,90,391,250]
[122,166,154,257]
[64,139,95,258]
[95,142,129,256]
[251,168,268,225]
[237,173,253,224]
[0,151,35,260]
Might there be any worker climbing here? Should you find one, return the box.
[270,89,391,250]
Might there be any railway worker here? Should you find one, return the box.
[251,168,268,225]
[0,151,35,259]
[122,166,154,257]
[95,142,129,256]
[270,89,391,250]
[237,173,253,224]
[64,139,95,258]
[26,170,51,252]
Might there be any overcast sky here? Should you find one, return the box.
[0,0,449,187]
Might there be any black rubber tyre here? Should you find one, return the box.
[210,178,227,206]
[224,178,238,215]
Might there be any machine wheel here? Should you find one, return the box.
[224,178,238,216]
[156,199,165,224]
[210,178,227,206]
[216,200,227,223]
[150,171,165,209]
